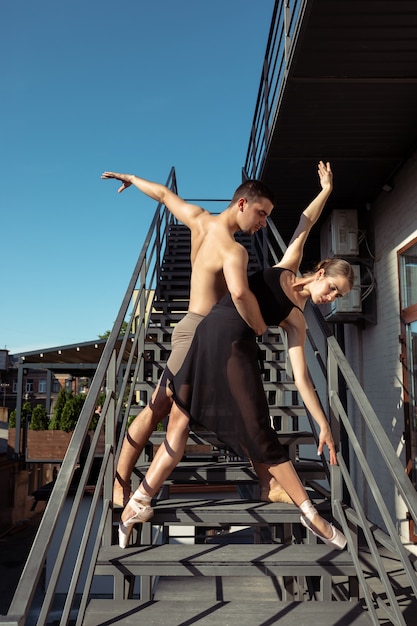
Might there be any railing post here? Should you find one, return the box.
[137,263,147,386]
[103,349,116,546]
[284,0,291,60]
[13,362,24,457]
[263,58,270,148]
[327,346,343,518]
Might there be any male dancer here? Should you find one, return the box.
[101,171,281,510]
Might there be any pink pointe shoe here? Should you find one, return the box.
[299,499,347,550]
[300,515,347,550]
[118,495,154,549]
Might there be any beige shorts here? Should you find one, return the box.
[164,311,205,379]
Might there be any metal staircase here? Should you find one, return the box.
[3,171,417,626]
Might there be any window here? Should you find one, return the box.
[25,380,33,393]
[38,379,46,393]
[400,241,417,308]
[398,239,417,541]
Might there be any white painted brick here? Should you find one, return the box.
[344,149,417,533]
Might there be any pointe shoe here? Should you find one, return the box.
[300,515,347,550]
[261,485,293,504]
[118,497,154,549]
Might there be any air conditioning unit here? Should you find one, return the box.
[322,264,362,320]
[320,209,359,259]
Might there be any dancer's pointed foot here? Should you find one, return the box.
[118,494,154,549]
[299,499,346,550]
[300,515,347,550]
[260,484,293,504]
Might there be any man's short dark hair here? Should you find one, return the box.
[231,179,275,207]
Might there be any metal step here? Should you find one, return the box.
[83,599,371,625]
[145,430,315,457]
[134,497,329,528]
[95,544,357,603]
[133,459,325,486]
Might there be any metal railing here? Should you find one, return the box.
[4,194,417,625]
[244,0,308,180]
[328,339,417,626]
[252,219,417,625]
[3,168,180,626]
[243,1,417,617]
[4,0,417,621]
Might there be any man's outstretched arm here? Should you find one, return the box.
[101,171,207,228]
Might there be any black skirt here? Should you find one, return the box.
[170,300,289,465]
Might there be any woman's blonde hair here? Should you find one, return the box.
[306,258,355,289]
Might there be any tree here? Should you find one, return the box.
[98,321,128,339]
[30,404,49,430]
[8,401,32,428]
[8,409,16,428]
[49,388,70,430]
[60,393,86,432]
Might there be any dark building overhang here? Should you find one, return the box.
[12,337,136,376]
[250,0,417,268]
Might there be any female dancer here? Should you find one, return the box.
[119,161,354,550]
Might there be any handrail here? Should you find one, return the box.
[5,181,417,624]
[251,222,417,623]
[244,0,309,180]
[5,168,180,626]
[328,342,417,624]
[328,336,417,523]
[5,3,416,623]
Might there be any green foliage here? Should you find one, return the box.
[127,414,137,429]
[126,413,164,432]
[22,401,32,423]
[49,388,70,430]
[30,404,49,430]
[9,390,94,432]
[8,401,32,428]
[59,393,86,432]
[98,321,128,339]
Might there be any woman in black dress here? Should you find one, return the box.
[119,162,354,550]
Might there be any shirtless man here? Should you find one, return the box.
[101,171,276,511]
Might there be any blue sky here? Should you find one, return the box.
[1,0,274,354]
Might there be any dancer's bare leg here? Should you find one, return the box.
[113,384,172,507]
[251,461,292,503]
[120,408,345,548]
[268,460,334,539]
[121,403,190,523]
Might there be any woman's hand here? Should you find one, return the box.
[317,160,333,191]
[317,423,337,465]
